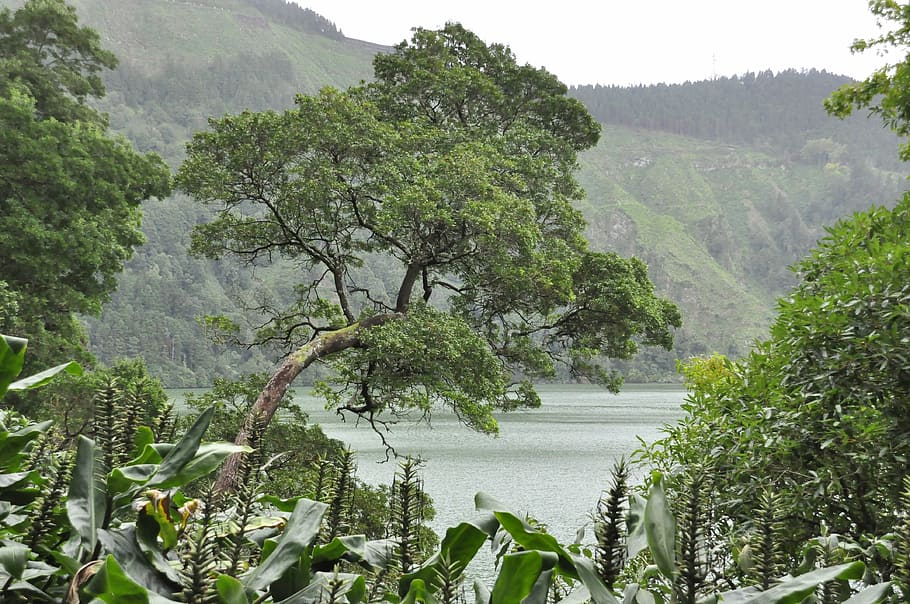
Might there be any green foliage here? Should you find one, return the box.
[826,1,910,162]
[639,194,910,567]
[0,335,899,602]
[0,0,171,370]
[176,23,680,453]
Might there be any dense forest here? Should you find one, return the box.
[3,0,910,601]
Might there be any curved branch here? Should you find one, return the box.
[215,312,402,493]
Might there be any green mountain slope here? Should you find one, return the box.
[15,0,903,384]
[577,124,904,377]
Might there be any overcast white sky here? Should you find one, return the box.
[295,0,892,86]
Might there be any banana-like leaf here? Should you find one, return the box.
[494,511,578,578]
[98,526,181,596]
[0,335,27,396]
[571,553,621,604]
[644,475,676,581]
[490,550,556,604]
[312,535,396,571]
[244,498,328,592]
[83,555,180,603]
[0,420,52,467]
[0,542,27,580]
[275,571,366,604]
[145,406,215,487]
[0,470,33,489]
[150,442,250,489]
[474,579,492,604]
[626,493,648,560]
[136,513,183,585]
[216,574,248,604]
[728,561,865,604]
[400,521,489,597]
[842,582,892,603]
[66,436,106,555]
[400,578,439,604]
[8,361,82,391]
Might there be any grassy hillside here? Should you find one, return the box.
[15,0,903,384]
[577,125,905,377]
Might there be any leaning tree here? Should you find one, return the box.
[176,24,681,491]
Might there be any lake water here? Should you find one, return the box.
[293,383,686,545]
[171,383,686,584]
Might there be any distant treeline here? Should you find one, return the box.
[246,0,343,40]
[571,69,901,169]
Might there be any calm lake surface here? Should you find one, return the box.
[312,384,685,543]
[174,384,686,544]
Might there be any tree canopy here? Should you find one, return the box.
[177,23,680,490]
[0,0,170,368]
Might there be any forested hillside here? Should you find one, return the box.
[29,0,905,385]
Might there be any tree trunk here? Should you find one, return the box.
[214,313,400,493]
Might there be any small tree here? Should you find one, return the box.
[177,24,681,491]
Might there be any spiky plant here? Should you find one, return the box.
[391,456,425,574]
[25,447,74,556]
[115,378,152,464]
[222,415,266,577]
[594,458,629,590]
[749,489,786,591]
[180,483,220,604]
[153,401,179,443]
[431,552,465,604]
[892,476,910,601]
[674,470,708,604]
[325,448,357,541]
[307,453,335,502]
[92,376,122,470]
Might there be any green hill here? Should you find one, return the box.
[23,0,904,384]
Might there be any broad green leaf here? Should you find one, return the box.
[312,536,363,565]
[97,526,181,595]
[400,578,439,604]
[311,534,394,571]
[244,498,328,592]
[0,470,33,489]
[474,579,492,604]
[644,476,676,580]
[842,582,892,603]
[260,493,304,512]
[494,511,578,578]
[571,553,621,604]
[0,420,52,467]
[152,442,250,489]
[490,550,554,604]
[8,361,82,391]
[0,335,27,396]
[0,542,27,579]
[215,574,248,604]
[400,521,489,596]
[66,436,106,555]
[146,406,215,487]
[276,571,366,604]
[83,555,180,603]
[737,561,865,604]
[626,493,648,559]
[136,513,183,585]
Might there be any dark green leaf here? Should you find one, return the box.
[244,498,328,592]
[66,435,106,555]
